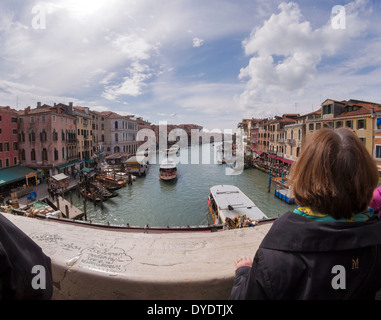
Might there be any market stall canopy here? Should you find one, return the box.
[0,166,37,187]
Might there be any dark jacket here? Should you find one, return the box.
[0,214,53,299]
[230,212,381,300]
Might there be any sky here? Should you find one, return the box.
[0,0,381,131]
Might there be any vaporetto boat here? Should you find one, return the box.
[208,185,269,229]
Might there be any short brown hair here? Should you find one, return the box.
[290,127,379,219]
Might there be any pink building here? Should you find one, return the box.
[0,106,19,168]
[18,103,78,178]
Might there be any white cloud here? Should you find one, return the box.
[192,37,204,48]
[238,1,367,115]
[102,62,154,100]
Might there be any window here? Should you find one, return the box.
[21,149,26,161]
[5,159,9,167]
[52,115,56,122]
[322,104,333,115]
[0,143,2,152]
[19,130,25,142]
[42,148,48,161]
[316,123,321,130]
[377,118,381,130]
[12,129,17,134]
[345,120,353,129]
[115,133,118,142]
[40,129,47,141]
[376,146,381,159]
[0,159,2,168]
[357,119,366,130]
[54,148,58,161]
[13,157,17,165]
[13,142,17,151]
[309,123,314,131]
[31,149,36,161]
[29,130,36,142]
[359,138,366,146]
[30,117,34,123]
[62,130,65,141]
[12,117,17,123]
[4,143,9,152]
[62,147,65,159]
[335,121,343,128]
[41,115,46,122]
[115,121,118,129]
[52,129,58,141]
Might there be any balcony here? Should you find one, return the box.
[287,139,296,146]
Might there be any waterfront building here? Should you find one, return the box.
[98,111,138,156]
[17,103,77,178]
[0,106,19,168]
[73,106,93,165]
[305,99,381,158]
[243,98,381,175]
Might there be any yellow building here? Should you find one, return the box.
[73,106,93,164]
[305,99,377,156]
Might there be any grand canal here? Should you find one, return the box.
[65,143,296,227]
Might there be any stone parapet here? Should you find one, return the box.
[2,213,272,300]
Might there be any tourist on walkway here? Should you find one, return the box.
[230,128,381,299]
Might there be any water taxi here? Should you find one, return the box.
[208,185,268,229]
[159,159,178,181]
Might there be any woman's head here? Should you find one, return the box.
[290,127,379,219]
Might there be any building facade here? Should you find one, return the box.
[17,103,77,177]
[0,106,19,168]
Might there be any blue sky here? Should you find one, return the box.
[0,0,381,131]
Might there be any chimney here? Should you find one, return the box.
[69,102,73,108]
[37,102,41,108]
[25,106,31,114]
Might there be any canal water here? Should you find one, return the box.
[66,143,296,227]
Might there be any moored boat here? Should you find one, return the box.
[96,175,127,189]
[159,159,178,181]
[208,185,268,229]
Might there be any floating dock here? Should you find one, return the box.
[275,188,295,204]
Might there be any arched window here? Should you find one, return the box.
[21,149,26,161]
[31,149,36,161]
[40,129,47,142]
[42,148,48,161]
[54,148,58,161]
[115,121,118,129]
[115,133,118,142]
[19,130,25,142]
[114,146,120,153]
[52,129,58,141]
[29,129,35,142]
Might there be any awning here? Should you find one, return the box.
[51,173,69,181]
[0,166,37,187]
[81,167,94,173]
[277,157,294,165]
[56,160,80,170]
